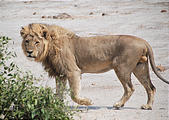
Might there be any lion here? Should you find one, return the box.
[20,23,169,110]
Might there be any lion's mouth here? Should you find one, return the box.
[27,55,36,58]
[27,55,36,61]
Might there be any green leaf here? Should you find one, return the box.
[27,103,31,109]
[41,108,45,114]
[35,99,37,106]
[31,110,36,119]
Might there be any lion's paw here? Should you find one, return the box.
[141,104,152,110]
[113,102,124,109]
[79,98,93,106]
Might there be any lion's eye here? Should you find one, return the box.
[35,41,40,45]
[25,40,29,43]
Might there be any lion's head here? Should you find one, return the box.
[20,24,49,62]
[20,23,77,62]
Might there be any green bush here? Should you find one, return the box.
[0,36,74,120]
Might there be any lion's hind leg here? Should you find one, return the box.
[113,69,135,109]
[133,62,156,110]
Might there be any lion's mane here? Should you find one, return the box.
[21,23,79,78]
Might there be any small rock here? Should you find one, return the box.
[161,10,167,13]
[24,1,32,4]
[89,12,94,15]
[91,83,95,86]
[47,16,52,18]
[41,16,46,18]
[156,65,165,72]
[74,5,78,7]
[53,13,72,19]
[101,13,107,16]
[53,16,57,19]
[33,12,36,15]
[115,11,118,13]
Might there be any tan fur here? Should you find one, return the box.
[21,23,168,110]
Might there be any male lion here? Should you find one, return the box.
[20,23,169,110]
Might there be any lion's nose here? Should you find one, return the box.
[27,50,33,54]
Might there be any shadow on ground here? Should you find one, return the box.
[70,106,138,110]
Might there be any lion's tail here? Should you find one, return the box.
[145,42,169,84]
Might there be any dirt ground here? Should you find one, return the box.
[0,0,169,120]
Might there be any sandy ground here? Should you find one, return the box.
[0,0,169,120]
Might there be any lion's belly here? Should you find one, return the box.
[80,61,113,73]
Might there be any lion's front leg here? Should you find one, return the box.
[55,77,67,100]
[68,70,92,106]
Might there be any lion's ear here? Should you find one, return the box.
[20,27,24,36]
[39,24,49,40]
[42,30,48,39]
[20,26,29,37]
